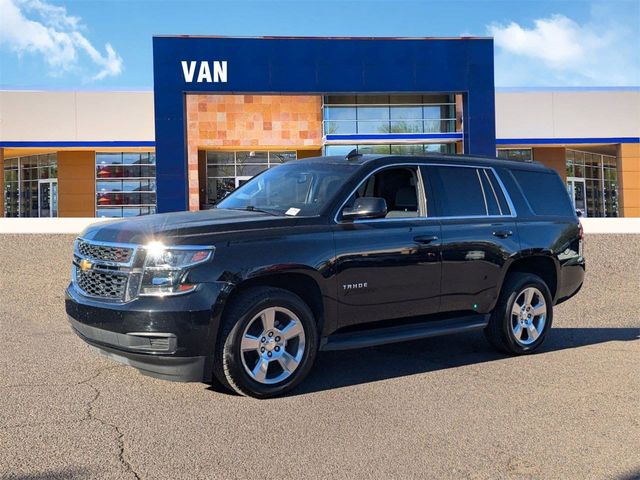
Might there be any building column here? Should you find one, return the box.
[57,151,96,217]
[0,148,4,217]
[532,147,567,181]
[617,144,640,218]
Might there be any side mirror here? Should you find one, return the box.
[341,197,387,221]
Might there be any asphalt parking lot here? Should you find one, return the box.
[1,234,638,480]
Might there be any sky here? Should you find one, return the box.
[0,0,639,90]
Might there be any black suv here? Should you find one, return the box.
[66,154,585,398]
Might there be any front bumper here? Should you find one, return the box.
[66,281,229,382]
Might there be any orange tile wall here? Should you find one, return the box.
[185,94,323,211]
[58,151,96,217]
[618,143,640,217]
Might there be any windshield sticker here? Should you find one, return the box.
[285,208,301,216]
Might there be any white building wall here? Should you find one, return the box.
[495,89,640,141]
[1,89,638,143]
[0,91,155,142]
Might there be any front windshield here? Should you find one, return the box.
[217,161,357,216]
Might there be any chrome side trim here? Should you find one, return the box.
[483,169,503,216]
[476,169,489,215]
[490,167,518,217]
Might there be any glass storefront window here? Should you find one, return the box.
[96,152,156,218]
[3,153,57,217]
[497,149,533,162]
[205,150,297,206]
[323,94,458,137]
[324,143,456,156]
[566,149,618,217]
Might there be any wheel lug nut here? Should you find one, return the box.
[268,332,274,337]
[267,351,272,357]
[261,347,265,352]
[261,337,266,343]
[275,336,280,342]
[275,346,280,352]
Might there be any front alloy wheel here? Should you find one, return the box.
[240,307,306,384]
[213,286,318,398]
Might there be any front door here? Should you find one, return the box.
[38,179,58,217]
[567,177,587,217]
[333,165,442,328]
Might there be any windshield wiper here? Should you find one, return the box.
[227,206,279,216]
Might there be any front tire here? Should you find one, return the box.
[213,286,318,398]
[485,272,553,355]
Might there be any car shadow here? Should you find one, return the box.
[290,327,639,396]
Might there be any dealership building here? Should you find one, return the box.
[1,36,638,219]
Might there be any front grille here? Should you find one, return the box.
[75,268,128,300]
[77,239,133,263]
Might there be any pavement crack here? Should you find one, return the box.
[82,368,141,480]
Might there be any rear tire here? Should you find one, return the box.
[485,272,553,355]
[213,286,318,398]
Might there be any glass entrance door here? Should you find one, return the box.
[38,179,58,217]
[235,176,252,189]
[567,177,587,217]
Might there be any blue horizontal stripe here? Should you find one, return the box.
[0,141,156,148]
[325,133,463,141]
[496,86,640,92]
[496,137,639,145]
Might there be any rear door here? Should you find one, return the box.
[422,165,519,314]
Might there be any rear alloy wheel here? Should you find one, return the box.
[213,287,318,398]
[510,287,547,346]
[485,273,553,355]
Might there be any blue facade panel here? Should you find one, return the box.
[153,36,496,212]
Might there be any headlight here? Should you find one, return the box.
[139,242,214,296]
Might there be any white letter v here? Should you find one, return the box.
[181,61,196,83]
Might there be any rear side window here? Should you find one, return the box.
[424,166,510,217]
[511,169,574,216]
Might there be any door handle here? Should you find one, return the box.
[492,230,513,239]
[414,235,439,244]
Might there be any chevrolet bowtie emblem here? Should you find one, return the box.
[78,259,93,272]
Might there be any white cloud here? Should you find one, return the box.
[486,11,640,86]
[0,0,122,81]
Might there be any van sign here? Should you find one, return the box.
[181,61,227,83]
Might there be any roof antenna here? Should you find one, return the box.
[345,148,362,161]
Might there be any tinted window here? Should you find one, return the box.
[346,167,422,219]
[426,166,486,216]
[511,169,574,216]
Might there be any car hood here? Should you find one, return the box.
[80,208,301,245]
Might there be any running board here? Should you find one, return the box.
[320,314,490,351]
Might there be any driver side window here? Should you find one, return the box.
[347,166,423,219]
